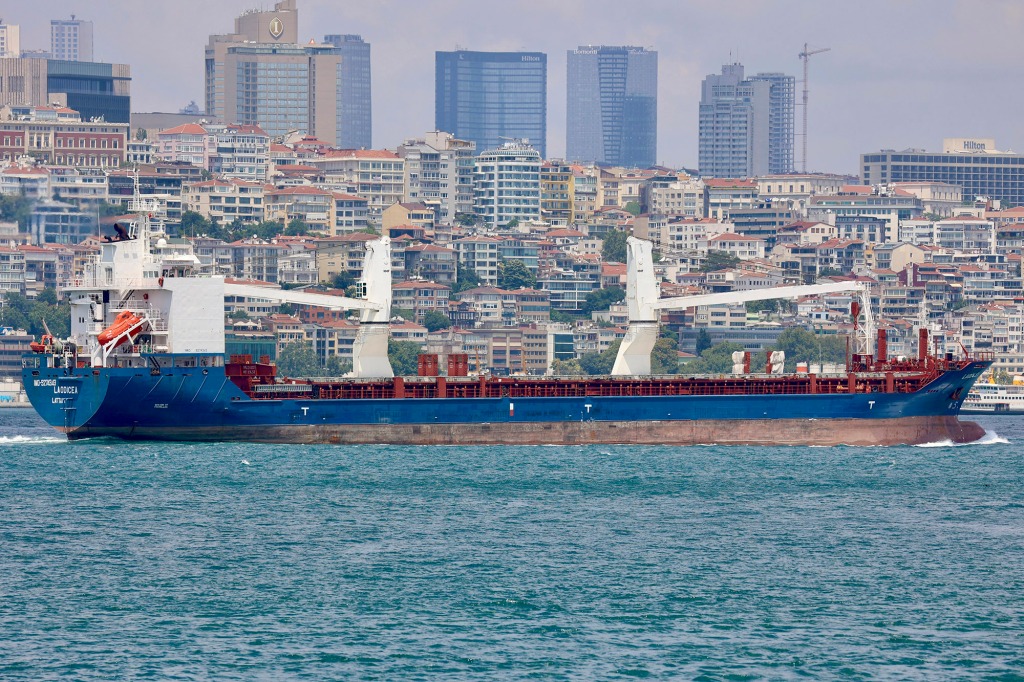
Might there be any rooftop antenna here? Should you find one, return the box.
[798,42,831,173]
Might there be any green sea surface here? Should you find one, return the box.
[1,409,1022,680]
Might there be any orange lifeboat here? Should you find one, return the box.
[29,334,54,353]
[98,311,143,346]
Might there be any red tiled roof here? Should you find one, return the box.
[159,123,208,136]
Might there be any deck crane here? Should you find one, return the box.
[224,236,394,378]
[611,237,872,376]
[798,42,830,173]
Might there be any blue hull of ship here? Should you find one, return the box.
[22,354,989,445]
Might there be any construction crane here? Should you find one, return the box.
[798,42,830,173]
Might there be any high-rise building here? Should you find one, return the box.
[51,16,93,62]
[698,63,794,178]
[566,45,657,168]
[0,57,130,123]
[323,34,372,149]
[205,0,299,123]
[0,20,20,58]
[206,2,369,147]
[222,43,340,143]
[748,72,795,175]
[436,50,547,159]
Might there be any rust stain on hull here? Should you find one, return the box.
[70,416,987,446]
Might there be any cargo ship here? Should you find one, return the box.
[22,196,990,446]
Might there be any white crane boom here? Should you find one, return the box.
[223,284,381,311]
[227,236,395,378]
[654,280,862,311]
[611,236,873,376]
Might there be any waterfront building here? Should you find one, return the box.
[435,50,547,158]
[0,104,128,168]
[472,140,542,229]
[322,34,372,149]
[51,16,93,62]
[861,139,1024,208]
[698,63,794,178]
[566,45,657,167]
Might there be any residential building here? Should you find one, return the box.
[322,34,372,149]
[397,134,474,221]
[698,63,795,178]
[704,233,766,260]
[0,246,26,294]
[404,244,457,285]
[807,186,923,242]
[566,45,657,167]
[314,232,378,282]
[48,168,108,207]
[51,16,93,62]
[228,238,284,282]
[264,186,368,235]
[392,280,451,323]
[473,140,542,229]
[435,50,547,158]
[182,178,267,226]
[861,139,1024,208]
[455,235,502,286]
[648,175,705,218]
[307,149,405,218]
[382,202,435,235]
[540,161,574,225]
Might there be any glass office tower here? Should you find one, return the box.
[566,45,657,168]
[436,50,547,159]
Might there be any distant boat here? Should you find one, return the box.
[961,382,1024,414]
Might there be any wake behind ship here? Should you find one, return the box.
[23,199,990,446]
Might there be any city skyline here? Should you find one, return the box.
[9,0,1024,174]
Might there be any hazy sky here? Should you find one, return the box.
[13,0,1024,174]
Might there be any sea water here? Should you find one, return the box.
[1,408,1022,680]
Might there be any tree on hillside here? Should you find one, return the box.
[602,229,629,263]
[770,327,848,372]
[285,218,310,236]
[578,340,620,376]
[694,328,713,356]
[0,289,70,338]
[454,262,482,293]
[651,336,681,375]
[582,287,625,315]
[497,259,536,290]
[276,341,322,377]
[624,201,641,216]
[551,358,583,375]
[423,310,452,332]
[388,339,423,376]
[679,341,745,375]
[699,250,741,273]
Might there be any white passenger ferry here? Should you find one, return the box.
[962,382,1024,414]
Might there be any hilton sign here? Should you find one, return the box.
[943,137,996,153]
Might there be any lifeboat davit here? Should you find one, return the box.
[29,334,54,353]
[98,311,143,346]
